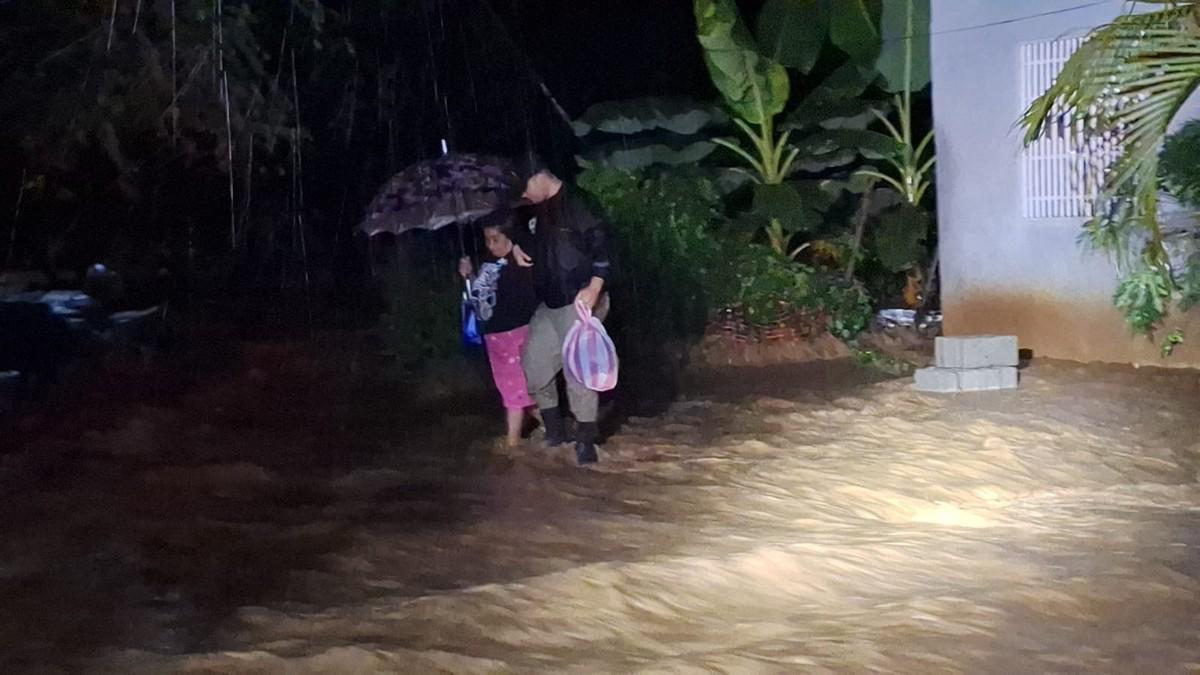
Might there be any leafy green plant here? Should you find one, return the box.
[694,0,793,128]
[857,0,935,205]
[1160,118,1200,319]
[858,90,934,207]
[873,201,930,272]
[578,167,727,342]
[1161,120,1200,210]
[1113,265,1174,335]
[693,0,801,254]
[692,0,925,266]
[852,347,915,375]
[576,71,900,257]
[580,164,879,344]
[1161,328,1186,358]
[720,244,814,325]
[711,242,873,340]
[813,277,873,341]
[694,0,887,257]
[855,0,936,286]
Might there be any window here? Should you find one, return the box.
[1020,37,1120,219]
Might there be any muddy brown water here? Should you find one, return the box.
[2,356,1199,673]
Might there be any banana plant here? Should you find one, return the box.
[694,0,800,254]
[719,122,808,255]
[716,109,802,187]
[857,0,933,207]
[843,0,936,307]
[858,97,934,206]
[695,0,902,257]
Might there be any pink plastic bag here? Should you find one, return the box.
[563,300,619,392]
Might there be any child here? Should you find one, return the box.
[459,211,540,447]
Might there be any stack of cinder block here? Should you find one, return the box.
[914,335,1019,393]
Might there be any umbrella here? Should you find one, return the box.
[357,153,522,237]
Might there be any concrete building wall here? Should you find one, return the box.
[931,0,1200,366]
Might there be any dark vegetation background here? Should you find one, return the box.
[0,0,718,321]
[0,0,933,414]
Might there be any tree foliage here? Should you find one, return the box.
[0,0,563,320]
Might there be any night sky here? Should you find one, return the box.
[494,0,722,115]
[370,0,766,175]
[340,0,738,176]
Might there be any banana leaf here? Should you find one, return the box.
[695,0,790,125]
[785,97,889,131]
[827,0,882,63]
[575,136,719,171]
[796,128,903,160]
[755,0,827,74]
[873,202,929,271]
[572,97,729,137]
[875,0,931,92]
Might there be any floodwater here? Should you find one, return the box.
[3,350,1200,673]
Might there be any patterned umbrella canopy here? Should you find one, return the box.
[357,154,522,236]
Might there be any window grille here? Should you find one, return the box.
[1020,37,1120,219]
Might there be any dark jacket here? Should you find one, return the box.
[519,187,612,309]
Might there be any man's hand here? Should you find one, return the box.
[512,244,534,268]
[458,256,473,279]
[575,277,604,310]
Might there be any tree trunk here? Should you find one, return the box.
[844,189,873,282]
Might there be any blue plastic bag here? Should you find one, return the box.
[460,285,483,348]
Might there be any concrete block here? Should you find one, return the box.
[914,367,960,393]
[914,366,1019,393]
[956,366,1018,391]
[935,335,1019,368]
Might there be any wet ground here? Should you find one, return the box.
[2,349,1200,673]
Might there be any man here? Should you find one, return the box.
[512,158,612,465]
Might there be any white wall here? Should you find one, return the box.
[931,0,1200,366]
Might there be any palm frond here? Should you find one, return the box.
[1020,3,1200,332]
[1024,6,1200,196]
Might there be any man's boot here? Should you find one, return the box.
[540,407,570,447]
[575,421,599,465]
